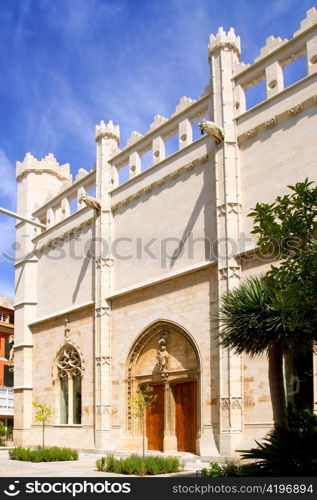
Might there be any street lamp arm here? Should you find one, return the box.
[0,206,46,229]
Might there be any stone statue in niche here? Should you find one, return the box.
[156,331,169,372]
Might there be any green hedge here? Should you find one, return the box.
[201,460,255,477]
[9,446,79,462]
[96,454,185,475]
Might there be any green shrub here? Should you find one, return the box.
[201,460,257,477]
[239,407,317,477]
[201,462,224,477]
[96,454,184,475]
[9,446,79,462]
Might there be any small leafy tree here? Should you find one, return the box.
[33,401,53,448]
[129,385,157,457]
[249,179,317,336]
[0,421,7,446]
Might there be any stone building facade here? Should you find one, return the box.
[14,9,317,456]
[0,294,14,429]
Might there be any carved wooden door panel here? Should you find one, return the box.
[175,381,197,452]
[146,384,164,451]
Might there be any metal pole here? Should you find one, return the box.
[0,207,46,229]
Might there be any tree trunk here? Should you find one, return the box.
[268,343,287,429]
[142,410,145,458]
[42,422,45,448]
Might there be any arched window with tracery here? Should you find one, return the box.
[57,345,82,424]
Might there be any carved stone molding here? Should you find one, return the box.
[221,397,230,411]
[126,320,198,432]
[171,169,181,179]
[96,404,110,415]
[57,346,83,379]
[53,323,85,380]
[245,128,257,139]
[238,95,316,146]
[209,42,240,58]
[288,103,303,116]
[34,217,95,256]
[112,154,208,213]
[166,385,172,432]
[95,306,110,317]
[95,257,113,269]
[219,266,241,280]
[221,397,243,410]
[264,117,277,129]
[217,202,241,217]
[95,356,111,366]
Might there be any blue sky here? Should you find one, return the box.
[0,0,315,299]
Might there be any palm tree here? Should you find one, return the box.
[216,276,311,429]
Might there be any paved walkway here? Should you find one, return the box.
[0,450,204,477]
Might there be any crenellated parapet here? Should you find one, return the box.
[232,7,317,115]
[254,35,288,62]
[172,96,196,116]
[126,130,144,147]
[95,119,120,144]
[208,27,241,59]
[16,152,71,182]
[149,114,168,131]
[294,7,317,36]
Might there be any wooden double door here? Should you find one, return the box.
[146,381,197,452]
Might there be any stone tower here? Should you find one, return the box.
[14,153,71,445]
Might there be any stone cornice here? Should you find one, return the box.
[237,93,317,145]
[16,167,69,183]
[34,218,94,256]
[32,209,95,255]
[112,153,210,213]
[107,259,216,300]
[28,301,94,327]
[209,42,240,58]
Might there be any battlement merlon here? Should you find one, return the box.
[16,152,72,182]
[95,120,120,145]
[16,153,72,217]
[208,27,241,60]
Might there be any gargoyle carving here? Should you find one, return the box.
[199,119,224,144]
[80,193,101,211]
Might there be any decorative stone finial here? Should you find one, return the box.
[209,26,241,58]
[95,119,120,144]
[149,114,168,131]
[294,7,317,36]
[255,35,288,62]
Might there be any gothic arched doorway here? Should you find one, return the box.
[126,320,200,453]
